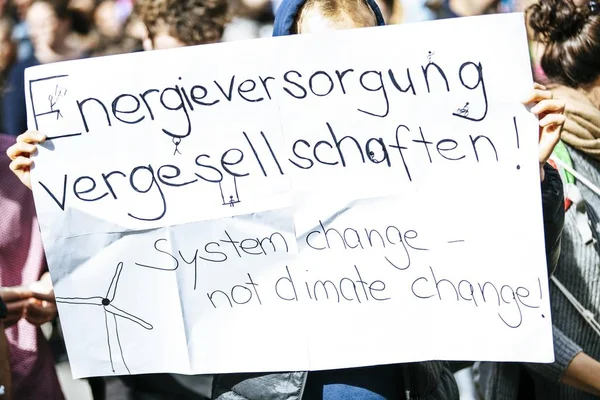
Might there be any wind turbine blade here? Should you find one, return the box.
[55,296,104,306]
[105,304,153,330]
[106,262,124,301]
[113,313,131,374]
[104,310,115,373]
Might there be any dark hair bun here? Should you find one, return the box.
[527,0,600,87]
[529,0,587,42]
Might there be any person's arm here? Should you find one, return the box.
[524,326,600,396]
[523,84,566,272]
[561,352,600,396]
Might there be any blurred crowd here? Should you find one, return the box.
[1,0,600,400]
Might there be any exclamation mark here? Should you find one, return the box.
[538,277,545,318]
[513,116,521,170]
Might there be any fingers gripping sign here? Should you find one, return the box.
[6,130,47,190]
[522,83,566,181]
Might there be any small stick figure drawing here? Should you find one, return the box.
[219,177,241,207]
[456,102,470,117]
[427,51,434,64]
[48,85,67,119]
[368,151,376,161]
[172,138,182,155]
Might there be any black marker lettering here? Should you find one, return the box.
[112,94,144,124]
[73,176,108,202]
[238,79,264,102]
[283,70,307,99]
[358,70,389,118]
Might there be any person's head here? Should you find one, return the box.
[94,0,122,39]
[68,0,96,15]
[135,0,229,50]
[26,0,72,51]
[13,0,34,21]
[295,0,375,33]
[528,0,600,89]
[273,0,384,36]
[425,0,499,17]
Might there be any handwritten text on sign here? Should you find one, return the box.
[26,14,553,379]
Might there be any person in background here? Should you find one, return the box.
[425,0,498,18]
[0,17,15,132]
[425,0,536,19]
[400,0,435,22]
[476,0,600,399]
[222,0,273,41]
[2,0,88,136]
[0,133,63,400]
[0,0,7,18]
[375,0,402,23]
[0,18,15,80]
[136,0,229,50]
[91,0,141,56]
[68,0,96,16]
[10,0,33,61]
[66,1,101,55]
[95,0,126,40]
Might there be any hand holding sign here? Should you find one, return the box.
[0,287,34,328]
[522,83,566,181]
[6,130,46,190]
[24,272,57,327]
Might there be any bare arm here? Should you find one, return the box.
[561,352,600,396]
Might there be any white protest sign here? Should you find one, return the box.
[26,13,554,379]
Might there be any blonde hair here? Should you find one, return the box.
[293,0,377,33]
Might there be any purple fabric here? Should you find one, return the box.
[0,133,64,400]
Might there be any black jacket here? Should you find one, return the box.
[542,163,565,274]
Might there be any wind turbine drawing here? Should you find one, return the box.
[55,262,153,374]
